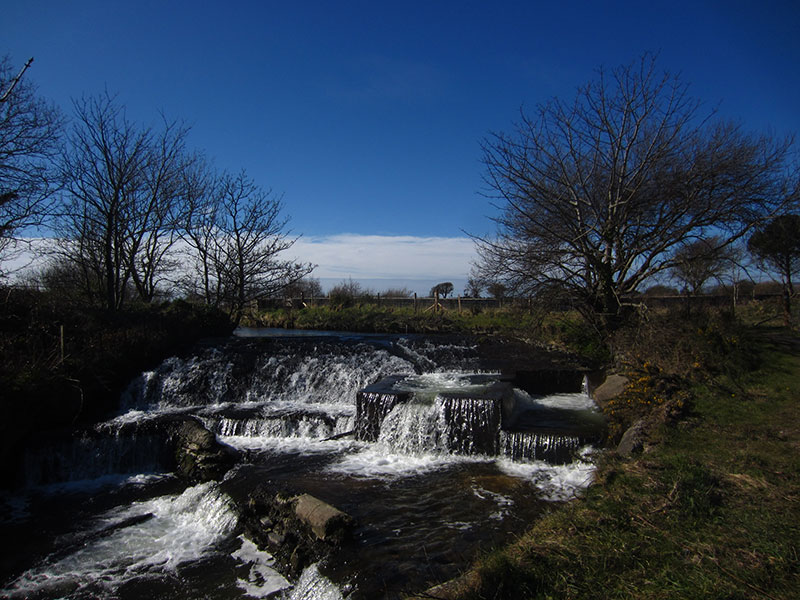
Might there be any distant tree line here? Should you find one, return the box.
[0,57,313,323]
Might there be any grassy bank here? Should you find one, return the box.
[251,303,546,334]
[449,322,799,599]
[251,304,611,364]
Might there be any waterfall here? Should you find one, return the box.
[122,340,414,413]
[500,430,583,464]
[6,332,604,600]
[285,563,344,600]
[355,389,408,441]
[211,412,354,439]
[439,396,501,455]
[5,483,238,598]
[22,427,173,486]
[376,401,449,455]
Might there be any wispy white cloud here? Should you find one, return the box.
[1,234,478,296]
[290,234,476,281]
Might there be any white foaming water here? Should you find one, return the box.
[213,412,354,440]
[391,372,499,403]
[5,482,238,598]
[347,394,495,472]
[496,448,597,501]
[220,435,365,455]
[122,344,414,415]
[246,349,414,408]
[515,388,600,412]
[283,563,344,600]
[376,401,449,454]
[232,536,291,598]
[326,445,489,479]
[122,351,235,411]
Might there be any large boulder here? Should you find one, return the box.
[616,419,648,456]
[592,373,629,409]
[170,418,236,483]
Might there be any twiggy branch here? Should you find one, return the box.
[0,57,34,103]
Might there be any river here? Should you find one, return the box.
[0,329,603,599]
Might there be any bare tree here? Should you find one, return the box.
[464,276,483,298]
[671,236,736,296]
[0,56,63,267]
[281,276,323,299]
[486,281,506,300]
[181,170,313,323]
[748,214,800,325]
[58,93,189,308]
[328,277,370,307]
[177,156,222,304]
[473,54,795,327]
[127,118,192,302]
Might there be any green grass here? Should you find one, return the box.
[254,303,799,598]
[251,304,558,336]
[454,326,800,599]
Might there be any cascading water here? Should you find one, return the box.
[1,330,603,600]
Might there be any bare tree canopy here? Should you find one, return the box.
[57,93,190,309]
[0,56,63,264]
[281,276,323,299]
[181,169,314,323]
[671,236,738,296]
[473,54,796,323]
[464,276,483,298]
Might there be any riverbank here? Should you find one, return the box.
[250,304,611,365]
[0,288,234,486]
[437,323,800,599]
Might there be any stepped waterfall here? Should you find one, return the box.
[1,330,604,600]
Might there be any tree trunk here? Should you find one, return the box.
[783,284,792,327]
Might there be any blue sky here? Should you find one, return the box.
[3,1,800,293]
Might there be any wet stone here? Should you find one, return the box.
[239,487,354,580]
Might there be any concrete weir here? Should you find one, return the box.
[355,376,413,442]
[355,371,602,462]
[437,381,514,455]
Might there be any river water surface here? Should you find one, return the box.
[1,329,601,599]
